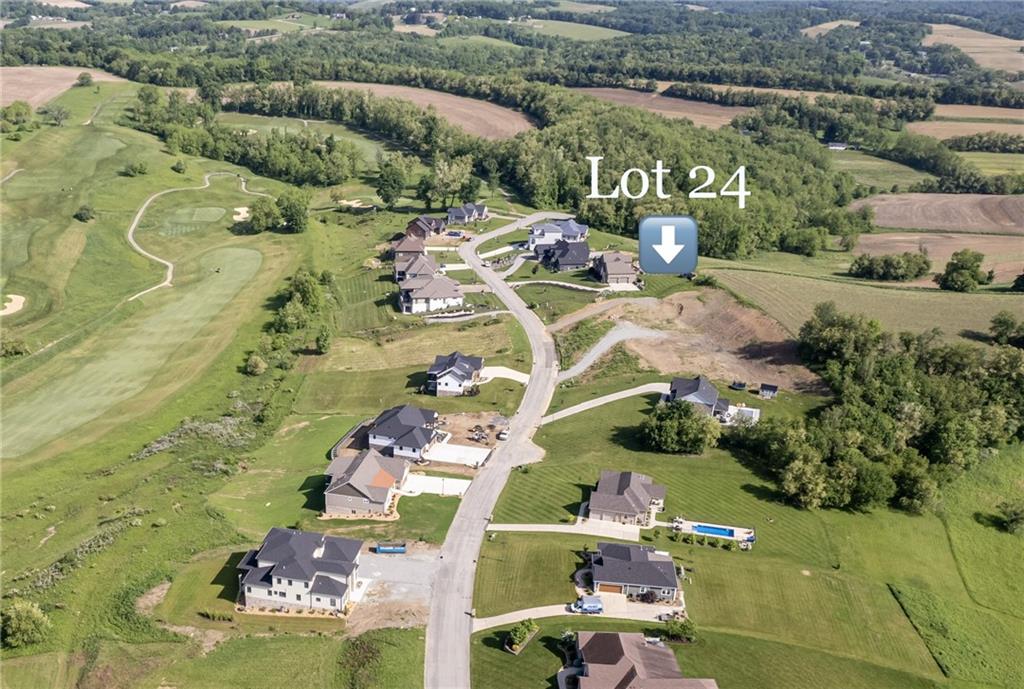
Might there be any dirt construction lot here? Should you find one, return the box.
[0,66,126,107]
[922,24,1024,72]
[576,290,823,392]
[575,87,749,128]
[856,232,1024,286]
[311,80,534,140]
[850,194,1024,234]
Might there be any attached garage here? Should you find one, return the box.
[597,583,623,594]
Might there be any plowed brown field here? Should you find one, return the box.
[850,194,1024,234]
[575,87,749,128]
[0,66,126,107]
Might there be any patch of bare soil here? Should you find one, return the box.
[922,23,1024,72]
[906,120,1024,139]
[135,581,172,615]
[438,411,509,448]
[590,290,823,392]
[575,87,749,128]
[850,193,1024,234]
[310,81,534,140]
[856,232,1024,286]
[0,66,126,108]
[345,598,429,636]
[135,582,225,654]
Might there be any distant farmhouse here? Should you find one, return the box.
[406,215,446,239]
[588,470,665,526]
[669,375,760,425]
[367,404,438,459]
[324,448,408,516]
[427,351,484,396]
[542,239,591,272]
[447,202,488,225]
[590,542,678,601]
[592,251,637,285]
[237,528,362,613]
[576,632,719,689]
[528,218,589,255]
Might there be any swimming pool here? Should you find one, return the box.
[693,524,735,538]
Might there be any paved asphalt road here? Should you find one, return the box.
[424,212,571,689]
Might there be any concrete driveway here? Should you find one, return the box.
[401,473,472,497]
[557,321,667,382]
[541,383,670,426]
[480,365,530,384]
[423,440,492,467]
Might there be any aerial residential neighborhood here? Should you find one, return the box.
[3,2,1023,689]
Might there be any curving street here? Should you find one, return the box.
[423,212,570,689]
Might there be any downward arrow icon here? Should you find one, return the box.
[653,224,684,264]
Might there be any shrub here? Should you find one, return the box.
[198,609,234,622]
[245,354,268,376]
[75,71,93,87]
[692,273,718,287]
[848,252,931,281]
[171,160,186,174]
[663,617,698,643]
[73,204,95,222]
[997,499,1024,535]
[934,249,992,292]
[121,161,149,177]
[507,618,539,651]
[1,599,50,648]
[779,227,827,257]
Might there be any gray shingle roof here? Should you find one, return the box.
[589,470,666,517]
[369,404,438,449]
[596,251,636,276]
[400,274,463,300]
[592,542,677,589]
[428,351,484,384]
[669,375,719,413]
[238,527,362,586]
[544,239,591,267]
[396,253,438,278]
[407,215,446,235]
[310,574,349,598]
[325,448,408,505]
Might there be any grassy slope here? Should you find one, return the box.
[525,19,628,40]
[830,149,936,189]
[957,151,1024,175]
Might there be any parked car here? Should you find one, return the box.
[497,429,510,441]
[571,595,604,614]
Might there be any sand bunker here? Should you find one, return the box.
[0,294,26,316]
[232,206,250,221]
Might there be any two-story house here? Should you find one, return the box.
[367,404,439,459]
[527,218,589,255]
[426,351,484,396]
[237,528,362,613]
[588,470,666,526]
[323,448,409,516]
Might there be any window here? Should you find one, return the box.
[315,597,321,603]
[329,598,336,606]
[246,586,251,593]
[296,594,301,601]
[304,582,309,589]
[287,579,293,586]
[276,577,281,584]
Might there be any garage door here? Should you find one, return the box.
[597,584,622,594]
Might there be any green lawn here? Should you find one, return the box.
[141,629,425,689]
[958,151,1024,175]
[472,618,943,689]
[552,317,615,367]
[474,533,587,616]
[830,149,935,190]
[516,284,598,324]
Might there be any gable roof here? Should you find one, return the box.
[531,218,589,240]
[545,239,591,266]
[592,542,677,589]
[393,235,425,254]
[597,252,636,276]
[669,375,719,412]
[407,215,446,234]
[401,274,463,300]
[369,404,438,449]
[239,527,363,586]
[325,448,408,505]
[578,632,715,689]
[589,470,666,517]
[396,253,438,277]
[428,351,484,383]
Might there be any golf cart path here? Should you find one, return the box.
[424,211,570,689]
[126,174,270,301]
[541,382,670,425]
[557,322,667,382]
[0,168,24,184]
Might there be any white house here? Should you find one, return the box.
[426,351,484,396]
[398,274,464,314]
[237,528,362,613]
[366,404,438,459]
[527,218,589,255]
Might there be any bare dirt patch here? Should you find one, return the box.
[575,87,749,128]
[850,194,1024,234]
[438,411,509,448]
[38,0,88,7]
[906,120,1024,139]
[136,581,172,616]
[311,81,534,140]
[0,66,126,108]
[345,599,429,636]
[135,582,226,654]
[922,24,1024,72]
[856,232,1024,286]
[801,19,860,38]
[585,290,823,392]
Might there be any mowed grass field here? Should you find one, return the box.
[522,19,628,40]
[830,149,935,189]
[957,151,1024,175]
[708,269,1022,340]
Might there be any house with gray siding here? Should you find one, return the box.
[324,448,409,516]
[237,528,362,613]
[590,542,678,601]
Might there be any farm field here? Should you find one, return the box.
[932,103,1024,122]
[849,193,1024,234]
[709,268,1023,339]
[0,66,125,107]
[856,231,1024,285]
[922,23,1024,72]
[801,19,860,37]
[906,119,1024,139]
[556,0,615,12]
[521,19,628,40]
[438,35,522,50]
[830,149,935,189]
[34,0,88,6]
[311,81,535,139]
[575,88,749,128]
[957,151,1024,175]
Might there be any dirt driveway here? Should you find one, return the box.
[583,290,823,392]
[346,549,440,635]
